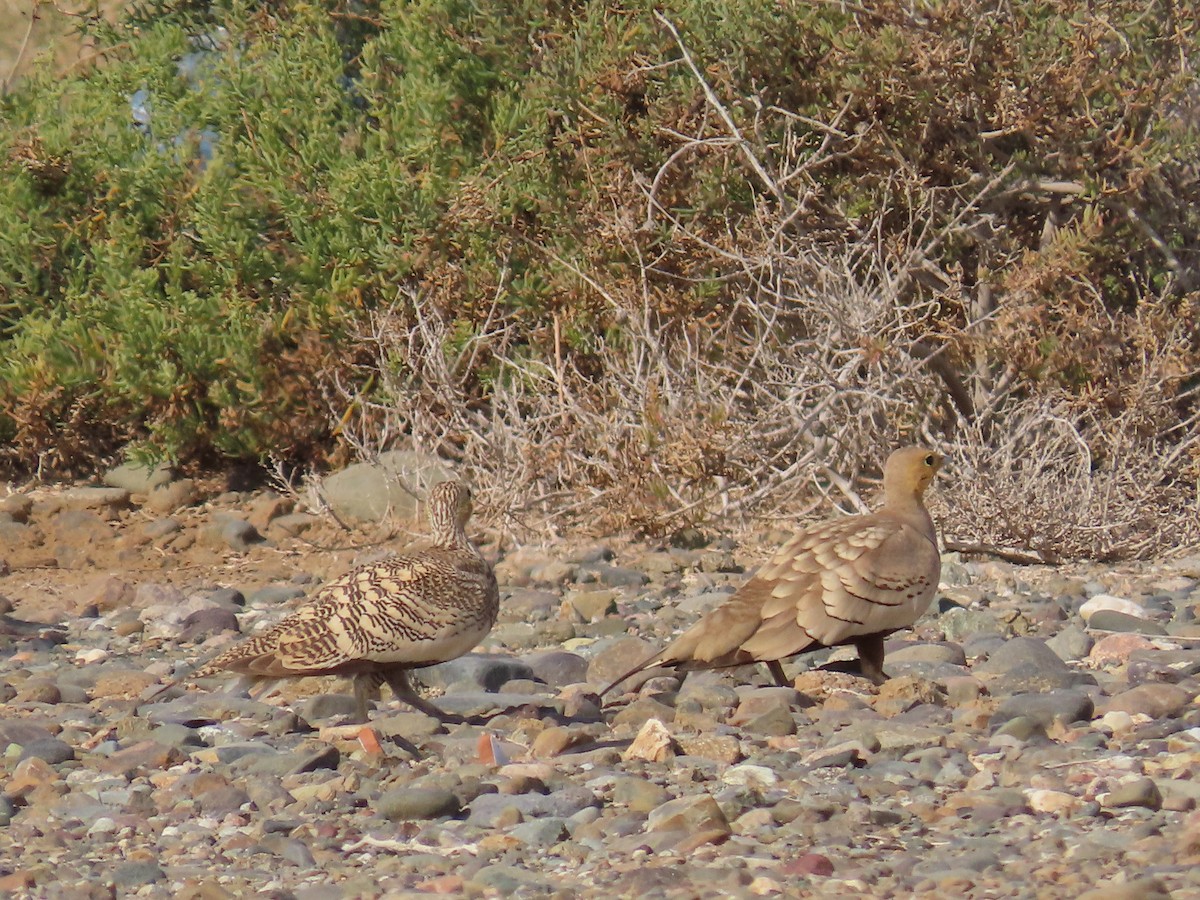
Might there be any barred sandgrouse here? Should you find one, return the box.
[603,446,942,695]
[163,480,498,723]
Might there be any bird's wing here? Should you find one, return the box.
[192,550,497,678]
[741,514,939,657]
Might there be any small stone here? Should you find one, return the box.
[509,817,568,847]
[623,718,676,763]
[203,516,263,552]
[104,461,175,493]
[579,563,648,588]
[74,575,135,612]
[1087,610,1167,635]
[990,689,1094,728]
[146,479,198,514]
[376,787,462,821]
[112,861,166,888]
[1089,632,1158,665]
[15,680,61,704]
[886,642,967,666]
[939,606,1004,641]
[268,512,319,537]
[18,738,74,764]
[178,607,241,641]
[992,716,1045,741]
[743,704,796,736]
[60,486,131,511]
[1076,878,1171,900]
[1079,594,1150,622]
[1099,684,1192,720]
[521,650,589,687]
[721,764,778,791]
[612,777,671,813]
[780,853,834,877]
[676,734,743,764]
[646,794,731,836]
[532,726,589,759]
[91,670,158,699]
[1101,777,1162,811]
[1026,789,1083,816]
[974,637,1090,692]
[1046,625,1093,661]
[565,589,617,622]
[421,654,535,692]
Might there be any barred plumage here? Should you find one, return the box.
[183,480,498,722]
[603,447,943,695]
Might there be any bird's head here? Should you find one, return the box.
[428,480,474,533]
[884,446,943,501]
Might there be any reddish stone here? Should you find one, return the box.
[782,853,835,877]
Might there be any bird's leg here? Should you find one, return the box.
[382,669,463,723]
[352,673,385,724]
[765,660,791,687]
[853,634,889,685]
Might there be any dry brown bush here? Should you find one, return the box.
[327,12,1200,562]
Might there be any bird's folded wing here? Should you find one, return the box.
[741,517,938,655]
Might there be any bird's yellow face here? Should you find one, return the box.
[886,446,943,498]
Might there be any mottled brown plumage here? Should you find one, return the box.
[603,447,943,695]
[172,480,498,722]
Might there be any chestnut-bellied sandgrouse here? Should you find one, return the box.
[153,480,498,723]
[603,446,943,695]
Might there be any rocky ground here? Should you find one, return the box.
[0,466,1198,899]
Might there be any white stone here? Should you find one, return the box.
[1079,594,1150,623]
[722,764,779,790]
[87,816,118,835]
[623,718,675,763]
[1026,789,1081,816]
[1098,710,1136,734]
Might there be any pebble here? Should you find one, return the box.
[376,787,462,820]
[1079,593,1151,623]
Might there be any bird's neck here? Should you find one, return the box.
[885,494,937,545]
[432,525,475,553]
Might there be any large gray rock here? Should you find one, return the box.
[990,689,1095,728]
[973,637,1094,693]
[320,450,450,524]
[103,460,175,493]
[376,786,462,821]
[420,654,535,692]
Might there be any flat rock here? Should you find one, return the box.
[1098,683,1193,719]
[1087,610,1168,635]
[103,461,175,493]
[320,451,449,524]
[886,642,968,666]
[586,635,661,688]
[1079,594,1150,622]
[1046,624,1094,661]
[376,787,461,820]
[521,650,589,687]
[990,689,1095,728]
[939,606,1005,642]
[973,637,1093,692]
[1101,777,1162,811]
[420,654,534,691]
[646,794,730,835]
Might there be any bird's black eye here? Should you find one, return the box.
[924,455,935,466]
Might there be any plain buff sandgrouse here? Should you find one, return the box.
[150,480,499,723]
[603,446,943,695]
